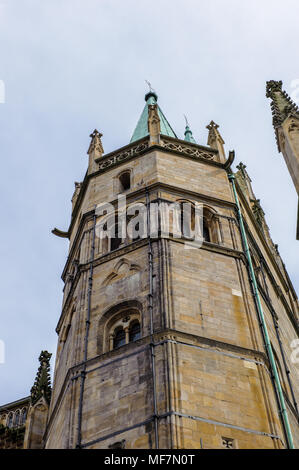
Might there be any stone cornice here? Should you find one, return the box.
[66,136,221,240]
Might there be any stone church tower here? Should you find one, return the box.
[41,90,299,448]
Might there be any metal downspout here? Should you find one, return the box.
[146,188,159,449]
[228,173,295,449]
[274,318,299,420]
[259,261,299,419]
[76,209,97,448]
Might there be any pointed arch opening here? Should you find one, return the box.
[7,412,13,428]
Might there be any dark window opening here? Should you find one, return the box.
[119,172,131,192]
[113,327,126,349]
[132,221,140,240]
[7,413,13,428]
[203,218,210,242]
[110,223,122,251]
[129,321,141,342]
[14,411,20,427]
[21,409,27,426]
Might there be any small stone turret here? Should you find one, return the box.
[87,129,104,174]
[23,351,52,449]
[206,120,226,163]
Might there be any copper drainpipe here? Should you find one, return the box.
[228,173,294,449]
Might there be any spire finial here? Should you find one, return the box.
[144,80,158,103]
[145,80,156,94]
[184,115,196,144]
[236,162,251,181]
[130,87,177,143]
[266,79,299,151]
[87,129,104,156]
[206,120,226,163]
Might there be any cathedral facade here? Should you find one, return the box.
[1,86,298,449]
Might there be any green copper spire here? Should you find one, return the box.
[183,116,196,144]
[130,91,177,143]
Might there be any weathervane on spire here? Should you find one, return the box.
[184,114,190,127]
[145,80,156,94]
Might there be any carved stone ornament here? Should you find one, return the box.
[148,104,161,136]
[266,80,282,98]
[162,138,214,160]
[87,129,104,155]
[288,118,299,134]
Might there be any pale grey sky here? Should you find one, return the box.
[0,0,298,404]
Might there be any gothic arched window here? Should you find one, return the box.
[174,201,221,244]
[107,312,142,351]
[21,408,27,426]
[202,206,220,244]
[14,410,20,427]
[98,301,143,354]
[7,412,13,428]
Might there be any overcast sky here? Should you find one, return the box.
[0,0,298,405]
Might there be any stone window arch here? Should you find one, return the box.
[173,200,222,244]
[7,412,13,428]
[119,170,131,192]
[114,169,132,194]
[108,314,141,351]
[14,409,20,427]
[129,320,141,342]
[202,205,221,244]
[113,325,126,349]
[21,408,27,426]
[97,300,143,354]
